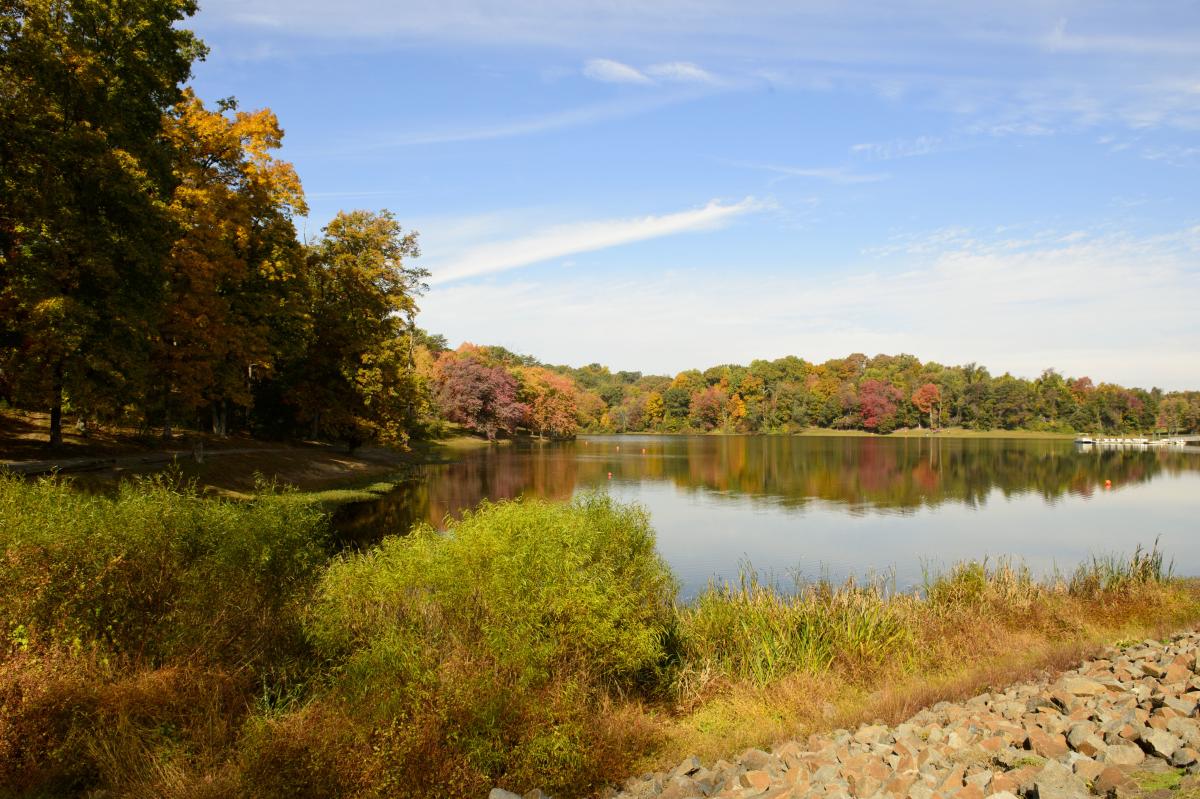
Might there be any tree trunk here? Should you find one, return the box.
[48,361,64,446]
[310,412,320,441]
[211,400,228,437]
[161,379,173,441]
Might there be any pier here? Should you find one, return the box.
[1074,435,1200,449]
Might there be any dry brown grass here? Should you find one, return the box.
[636,574,1200,780]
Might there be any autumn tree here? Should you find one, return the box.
[912,383,941,430]
[689,384,728,431]
[283,210,427,446]
[643,391,665,429]
[520,366,579,439]
[153,90,307,437]
[435,351,528,441]
[1158,396,1189,435]
[0,0,205,444]
[859,379,903,432]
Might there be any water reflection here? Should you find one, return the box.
[332,436,1200,596]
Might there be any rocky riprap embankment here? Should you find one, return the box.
[491,630,1200,799]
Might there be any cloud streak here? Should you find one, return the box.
[582,58,723,86]
[426,197,769,284]
[367,93,696,147]
[732,162,890,185]
[583,58,653,85]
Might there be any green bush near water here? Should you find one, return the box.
[0,472,327,669]
[287,495,678,796]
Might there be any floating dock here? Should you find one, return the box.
[1074,436,1198,449]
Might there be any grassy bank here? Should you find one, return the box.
[0,475,1195,798]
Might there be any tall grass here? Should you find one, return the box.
[679,572,913,686]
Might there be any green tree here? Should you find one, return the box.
[284,210,428,446]
[0,0,205,444]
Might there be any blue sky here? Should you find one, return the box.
[189,1,1200,389]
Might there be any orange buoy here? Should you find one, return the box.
[641,448,647,454]
[607,472,613,479]
[1105,479,1112,489]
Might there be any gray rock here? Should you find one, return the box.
[1165,696,1198,716]
[489,791,523,799]
[739,748,775,771]
[1141,729,1182,759]
[1033,760,1090,799]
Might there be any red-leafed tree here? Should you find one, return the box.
[912,382,942,430]
[859,379,903,432]
[688,384,728,431]
[435,353,528,441]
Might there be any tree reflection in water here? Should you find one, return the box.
[331,436,1199,547]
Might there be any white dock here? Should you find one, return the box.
[1075,435,1199,449]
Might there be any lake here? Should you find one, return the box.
[333,435,1200,598]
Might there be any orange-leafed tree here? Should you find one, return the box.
[519,367,579,439]
[154,90,307,436]
[912,382,942,430]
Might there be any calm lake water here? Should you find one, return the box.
[334,435,1200,599]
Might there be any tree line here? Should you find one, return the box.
[1,0,428,446]
[416,344,1200,440]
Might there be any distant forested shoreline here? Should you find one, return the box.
[413,342,1200,440]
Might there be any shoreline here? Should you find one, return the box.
[596,628,1200,799]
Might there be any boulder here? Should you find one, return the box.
[1093,766,1136,797]
[1141,729,1182,760]
[1028,730,1070,759]
[1062,677,1108,697]
[1033,761,1090,799]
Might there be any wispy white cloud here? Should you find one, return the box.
[1041,17,1200,57]
[646,61,721,85]
[1141,144,1200,166]
[425,197,769,284]
[418,224,1200,390]
[851,135,944,161]
[582,58,723,87]
[582,58,652,85]
[366,93,695,147]
[732,162,889,185]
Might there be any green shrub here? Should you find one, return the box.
[300,493,676,797]
[0,473,327,670]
